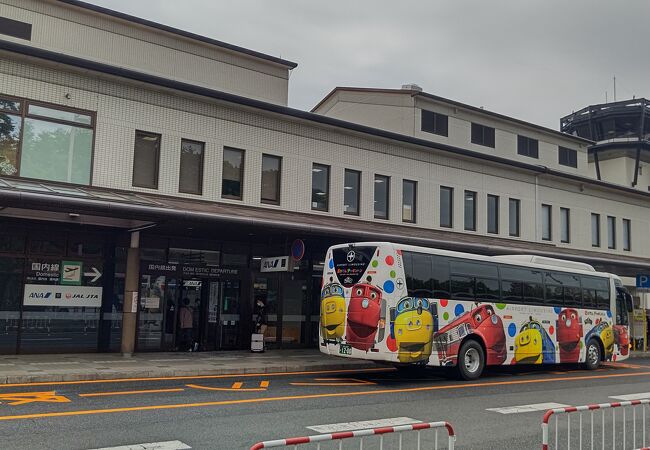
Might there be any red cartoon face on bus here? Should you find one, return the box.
[613,325,630,356]
[556,308,583,363]
[433,304,506,366]
[471,305,507,365]
[345,283,382,351]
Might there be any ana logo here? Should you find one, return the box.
[29,292,52,299]
[262,259,279,269]
[346,251,356,263]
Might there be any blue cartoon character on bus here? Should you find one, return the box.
[585,320,614,361]
[513,318,555,364]
[390,297,437,363]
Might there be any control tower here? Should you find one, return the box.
[561,99,650,190]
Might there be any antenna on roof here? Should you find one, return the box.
[613,76,617,102]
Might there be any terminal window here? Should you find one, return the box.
[421,109,448,137]
[0,97,95,185]
[517,135,539,158]
[559,147,578,168]
[471,123,495,148]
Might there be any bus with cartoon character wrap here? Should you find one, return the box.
[320,242,633,379]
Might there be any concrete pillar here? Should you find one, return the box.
[121,231,140,356]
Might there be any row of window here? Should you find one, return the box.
[439,187,519,236]
[421,109,579,168]
[591,213,631,251]
[133,135,636,252]
[132,131,282,204]
[539,204,631,251]
[402,251,612,309]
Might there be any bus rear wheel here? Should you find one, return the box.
[457,339,485,380]
[584,339,601,370]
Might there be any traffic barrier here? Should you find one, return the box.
[251,421,456,449]
[542,399,650,449]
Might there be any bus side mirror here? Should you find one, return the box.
[625,293,634,312]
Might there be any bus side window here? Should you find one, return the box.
[404,251,435,298]
[583,276,610,310]
[582,286,596,309]
[524,282,545,304]
[451,275,474,300]
[476,277,499,300]
[432,256,450,299]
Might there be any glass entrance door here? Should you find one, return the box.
[178,279,241,351]
[281,273,308,347]
[137,275,179,351]
[179,279,202,351]
[217,280,240,349]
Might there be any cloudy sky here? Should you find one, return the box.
[88,0,650,129]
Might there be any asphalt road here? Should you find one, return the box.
[1,358,650,449]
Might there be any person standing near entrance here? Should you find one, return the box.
[179,298,194,351]
[255,298,267,335]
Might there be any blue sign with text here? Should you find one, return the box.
[637,275,650,288]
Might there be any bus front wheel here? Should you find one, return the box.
[584,339,601,370]
[457,339,485,380]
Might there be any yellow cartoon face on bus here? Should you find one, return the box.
[391,297,436,363]
[513,325,543,365]
[320,282,346,341]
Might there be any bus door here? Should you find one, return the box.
[615,287,633,326]
[614,287,633,356]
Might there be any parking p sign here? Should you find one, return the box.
[637,274,650,289]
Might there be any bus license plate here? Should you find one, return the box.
[339,344,352,355]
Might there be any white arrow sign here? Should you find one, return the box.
[84,267,102,283]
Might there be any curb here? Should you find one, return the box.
[0,361,379,385]
[629,352,650,359]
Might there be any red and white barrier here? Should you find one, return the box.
[542,399,650,450]
[250,421,456,449]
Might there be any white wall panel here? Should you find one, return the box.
[0,0,290,105]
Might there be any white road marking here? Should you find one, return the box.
[609,392,650,401]
[149,359,191,362]
[486,402,571,415]
[88,441,191,450]
[307,417,421,433]
[31,362,80,365]
[92,360,138,364]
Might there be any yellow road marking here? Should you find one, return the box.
[1,370,649,421]
[290,377,376,386]
[603,362,642,369]
[0,391,70,406]
[79,388,185,398]
[187,380,270,392]
[0,367,391,389]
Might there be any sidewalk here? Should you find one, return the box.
[630,350,650,359]
[0,349,376,384]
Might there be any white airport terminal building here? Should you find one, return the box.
[0,0,648,354]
